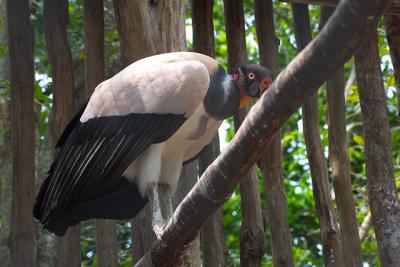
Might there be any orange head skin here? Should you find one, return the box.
[232,65,273,109]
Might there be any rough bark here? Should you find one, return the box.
[223,0,247,72]
[326,67,362,266]
[223,1,266,266]
[384,14,400,110]
[149,0,186,54]
[131,206,153,264]
[198,137,228,267]
[113,0,156,66]
[192,1,227,266]
[173,162,201,267]
[234,111,265,267]
[319,7,363,267]
[83,1,119,266]
[36,136,58,267]
[84,0,105,96]
[255,1,295,266]
[279,0,400,15]
[134,0,392,265]
[354,29,400,267]
[0,0,11,265]
[7,0,35,265]
[43,0,80,266]
[113,0,185,66]
[292,4,344,266]
[192,0,215,58]
[114,0,186,59]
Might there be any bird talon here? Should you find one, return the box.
[153,225,163,240]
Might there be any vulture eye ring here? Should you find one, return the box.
[248,73,255,79]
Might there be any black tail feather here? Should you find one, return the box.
[34,176,147,237]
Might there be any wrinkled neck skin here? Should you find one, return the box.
[203,65,240,120]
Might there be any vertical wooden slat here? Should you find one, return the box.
[113,0,156,66]
[173,162,201,266]
[384,14,400,110]
[7,0,35,265]
[255,0,295,266]
[192,0,215,58]
[0,0,11,265]
[84,0,105,96]
[83,1,119,266]
[223,1,265,266]
[320,7,362,267]
[355,29,400,267]
[198,137,228,267]
[292,4,345,266]
[192,1,227,266]
[43,0,80,266]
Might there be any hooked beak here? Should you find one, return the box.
[259,77,272,95]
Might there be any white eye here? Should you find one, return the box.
[248,73,255,79]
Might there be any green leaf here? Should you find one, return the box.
[353,134,365,145]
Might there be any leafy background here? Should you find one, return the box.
[1,0,399,266]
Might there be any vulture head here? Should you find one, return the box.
[204,63,273,120]
[233,64,273,108]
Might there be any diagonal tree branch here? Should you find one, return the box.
[135,0,392,265]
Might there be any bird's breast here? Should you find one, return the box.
[162,103,217,158]
[187,115,208,140]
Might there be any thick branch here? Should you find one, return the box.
[355,29,400,267]
[7,0,35,265]
[112,0,156,65]
[43,0,80,265]
[198,137,227,267]
[293,4,344,266]
[135,1,392,265]
[173,163,201,266]
[224,1,266,265]
[44,0,76,142]
[192,1,227,266]
[192,0,215,58]
[321,6,362,267]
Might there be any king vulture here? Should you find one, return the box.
[33,52,272,236]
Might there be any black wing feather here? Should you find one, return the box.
[34,113,185,235]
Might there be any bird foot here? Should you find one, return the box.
[152,224,164,240]
[147,183,173,241]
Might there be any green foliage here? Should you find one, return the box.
[0,79,10,101]
[0,43,7,59]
